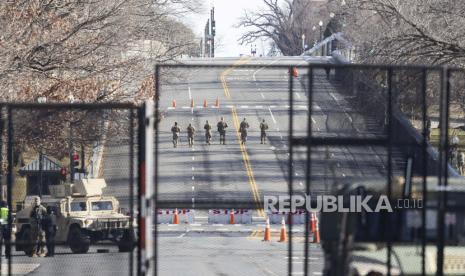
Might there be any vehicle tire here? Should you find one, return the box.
[68,227,90,254]
[118,229,136,252]
[20,227,34,256]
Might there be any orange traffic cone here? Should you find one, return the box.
[190,99,194,108]
[279,217,287,242]
[229,209,235,224]
[203,99,208,108]
[172,99,176,108]
[215,97,220,107]
[313,217,320,243]
[310,212,316,233]
[173,209,179,224]
[263,218,271,241]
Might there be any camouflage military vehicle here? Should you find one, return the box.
[15,179,135,254]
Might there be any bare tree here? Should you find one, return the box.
[340,0,465,66]
[0,0,201,103]
[237,0,329,56]
[0,0,202,170]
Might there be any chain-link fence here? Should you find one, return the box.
[0,61,461,276]
[154,61,465,276]
[0,103,138,276]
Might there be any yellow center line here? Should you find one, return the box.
[220,57,265,218]
[220,58,252,98]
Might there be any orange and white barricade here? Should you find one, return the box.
[157,209,195,224]
[208,209,252,224]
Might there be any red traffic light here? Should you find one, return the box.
[73,151,79,161]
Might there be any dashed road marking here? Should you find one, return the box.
[166,105,310,111]
[269,107,277,124]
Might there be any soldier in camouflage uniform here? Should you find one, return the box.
[239,118,249,145]
[204,120,212,145]
[259,119,269,144]
[187,123,195,147]
[29,197,46,257]
[217,117,228,145]
[171,122,181,148]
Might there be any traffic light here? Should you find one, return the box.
[60,167,67,181]
[60,167,67,176]
[212,20,216,36]
[72,150,79,168]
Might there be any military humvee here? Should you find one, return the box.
[15,179,136,254]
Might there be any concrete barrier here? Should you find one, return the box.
[157,209,195,224]
[208,209,252,224]
[267,210,314,224]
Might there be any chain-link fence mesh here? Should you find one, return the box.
[0,104,138,276]
[155,61,465,276]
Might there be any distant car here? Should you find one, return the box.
[15,179,136,254]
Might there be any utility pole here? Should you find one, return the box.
[210,7,215,58]
[203,7,216,58]
[204,19,210,57]
[199,38,203,57]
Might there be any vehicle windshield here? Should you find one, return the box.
[70,202,87,212]
[91,201,113,211]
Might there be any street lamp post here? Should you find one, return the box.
[319,20,324,55]
[301,34,306,54]
[37,96,46,196]
[312,26,317,47]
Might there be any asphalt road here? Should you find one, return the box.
[3,244,135,276]
[157,56,406,206]
[49,56,408,276]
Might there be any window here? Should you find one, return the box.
[91,201,113,211]
[70,202,87,212]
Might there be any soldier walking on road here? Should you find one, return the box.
[187,123,195,147]
[425,118,431,141]
[0,201,9,257]
[204,120,212,145]
[458,151,465,175]
[260,119,269,144]
[30,197,46,257]
[42,206,57,257]
[171,122,181,148]
[239,118,249,145]
[217,117,228,145]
